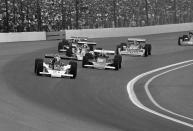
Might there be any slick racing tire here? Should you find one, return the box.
[58,42,64,52]
[114,55,121,70]
[115,45,121,55]
[35,59,43,76]
[69,61,77,79]
[146,44,152,55]
[82,53,93,68]
[143,44,149,57]
[178,37,182,46]
[34,58,43,73]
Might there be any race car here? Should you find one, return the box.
[178,32,193,46]
[116,38,151,57]
[58,39,71,52]
[34,54,77,79]
[64,41,97,60]
[82,49,122,70]
[58,37,88,52]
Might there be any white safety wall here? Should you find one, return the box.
[65,23,193,39]
[0,32,46,42]
[0,23,192,42]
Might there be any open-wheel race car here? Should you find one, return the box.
[82,48,122,70]
[58,37,88,52]
[178,32,193,46]
[34,54,77,79]
[59,41,97,61]
[116,38,151,57]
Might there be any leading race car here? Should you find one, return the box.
[82,49,122,70]
[58,37,88,52]
[116,38,151,57]
[34,54,77,79]
[178,32,193,46]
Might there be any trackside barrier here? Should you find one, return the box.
[65,22,193,39]
[0,32,46,42]
[46,31,66,40]
[0,23,192,42]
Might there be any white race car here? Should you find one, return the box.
[34,55,77,79]
[117,38,151,57]
[178,32,193,46]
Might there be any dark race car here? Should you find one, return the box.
[82,49,122,70]
[116,38,151,57]
[58,37,88,52]
[178,32,193,46]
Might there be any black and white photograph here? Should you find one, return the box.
[0,0,193,131]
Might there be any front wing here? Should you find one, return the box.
[39,71,73,78]
[84,62,115,70]
[120,49,145,56]
[180,41,193,46]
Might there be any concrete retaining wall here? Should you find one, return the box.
[0,23,192,42]
[0,32,46,42]
[65,23,193,39]
[46,31,66,40]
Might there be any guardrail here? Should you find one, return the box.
[46,31,66,40]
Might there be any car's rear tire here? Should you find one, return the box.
[35,59,43,76]
[69,61,77,79]
[114,55,121,70]
[143,44,149,57]
[146,44,152,55]
[178,37,182,46]
[58,42,64,52]
[82,53,93,68]
[35,58,43,73]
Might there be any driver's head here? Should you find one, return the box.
[134,40,138,45]
[54,54,61,62]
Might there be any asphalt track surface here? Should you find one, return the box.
[1,32,193,131]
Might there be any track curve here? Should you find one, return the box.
[1,32,193,131]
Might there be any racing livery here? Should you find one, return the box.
[64,41,97,61]
[117,38,151,57]
[58,37,88,52]
[178,32,193,46]
[82,49,122,70]
[34,54,77,79]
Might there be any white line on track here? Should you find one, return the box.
[145,62,193,122]
[127,59,193,128]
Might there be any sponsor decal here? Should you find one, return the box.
[121,49,144,55]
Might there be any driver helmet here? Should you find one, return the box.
[54,54,61,62]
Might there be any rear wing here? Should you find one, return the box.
[94,49,115,55]
[128,38,146,42]
[44,54,76,60]
[70,36,88,41]
[77,41,97,45]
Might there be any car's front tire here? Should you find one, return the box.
[69,61,77,79]
[35,58,43,76]
[178,37,182,46]
[114,55,121,70]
